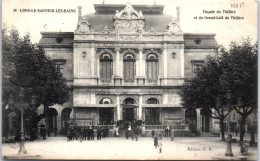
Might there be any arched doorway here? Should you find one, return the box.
[185,108,197,132]
[201,108,212,132]
[122,98,137,123]
[46,108,58,135]
[99,98,114,125]
[145,98,160,125]
[61,108,72,133]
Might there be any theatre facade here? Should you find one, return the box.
[39,2,219,135]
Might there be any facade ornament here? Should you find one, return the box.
[113,1,145,33]
[102,26,110,33]
[76,17,91,33]
[149,27,156,34]
[167,18,182,34]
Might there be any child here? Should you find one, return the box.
[158,138,163,153]
[154,134,158,148]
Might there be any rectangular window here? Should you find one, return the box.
[145,108,160,125]
[100,60,112,82]
[191,60,204,77]
[146,60,158,83]
[99,108,114,125]
[124,60,135,82]
[53,59,66,73]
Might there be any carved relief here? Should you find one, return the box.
[113,1,145,33]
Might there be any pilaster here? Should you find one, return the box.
[116,95,120,120]
[137,48,145,85]
[138,95,143,120]
[163,43,168,85]
[90,44,95,77]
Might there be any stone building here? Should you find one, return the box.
[39,2,219,135]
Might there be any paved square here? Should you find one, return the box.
[2,137,258,160]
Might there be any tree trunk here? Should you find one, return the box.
[220,118,225,140]
[240,116,246,142]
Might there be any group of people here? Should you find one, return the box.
[125,124,141,141]
[67,126,110,141]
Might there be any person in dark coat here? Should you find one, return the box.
[67,128,71,142]
[83,127,87,140]
[90,127,94,140]
[43,127,47,140]
[165,126,168,137]
[102,128,106,138]
[152,130,155,138]
[87,126,91,140]
[97,127,102,140]
[105,127,109,137]
[154,134,158,148]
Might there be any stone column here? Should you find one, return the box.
[196,109,201,132]
[139,95,143,120]
[116,95,120,120]
[163,44,168,85]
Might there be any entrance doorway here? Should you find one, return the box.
[122,98,137,123]
[46,108,58,135]
[201,108,212,132]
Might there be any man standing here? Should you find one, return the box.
[97,127,102,140]
[90,126,94,140]
[87,126,91,140]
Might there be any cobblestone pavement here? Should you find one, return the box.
[2,136,258,160]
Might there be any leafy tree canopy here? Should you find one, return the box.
[2,25,70,112]
[180,37,257,141]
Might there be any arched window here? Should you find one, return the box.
[123,53,136,83]
[145,98,160,125]
[146,98,159,104]
[99,97,114,104]
[100,53,113,82]
[146,54,158,82]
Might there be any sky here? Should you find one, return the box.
[2,0,258,47]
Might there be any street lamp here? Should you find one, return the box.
[226,90,231,133]
[225,89,233,157]
[215,92,233,157]
[16,88,36,155]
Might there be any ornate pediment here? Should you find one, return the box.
[113,1,145,33]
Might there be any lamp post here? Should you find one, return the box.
[226,90,232,134]
[225,90,233,157]
[9,88,36,155]
[215,91,233,157]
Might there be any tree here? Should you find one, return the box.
[2,25,70,134]
[180,55,229,141]
[180,38,257,141]
[219,38,257,142]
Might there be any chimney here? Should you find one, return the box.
[78,6,82,22]
[176,6,180,23]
